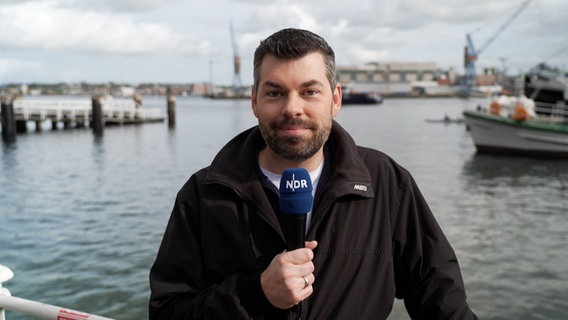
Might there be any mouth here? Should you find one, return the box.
[279,125,309,135]
[274,119,312,135]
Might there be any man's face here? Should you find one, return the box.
[252,52,341,162]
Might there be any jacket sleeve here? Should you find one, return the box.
[148,173,274,319]
[392,171,478,320]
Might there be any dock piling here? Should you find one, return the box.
[1,96,16,143]
[167,89,176,128]
[16,120,27,133]
[91,96,104,136]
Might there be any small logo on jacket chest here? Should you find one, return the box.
[353,184,367,191]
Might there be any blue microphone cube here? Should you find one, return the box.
[279,168,313,214]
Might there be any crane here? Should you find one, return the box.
[230,23,243,96]
[462,0,531,93]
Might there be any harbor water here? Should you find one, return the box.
[1,96,567,319]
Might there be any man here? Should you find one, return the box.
[149,28,478,319]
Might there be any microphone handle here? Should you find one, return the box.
[285,214,306,251]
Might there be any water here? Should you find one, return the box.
[1,96,567,319]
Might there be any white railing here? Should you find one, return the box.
[13,100,91,122]
[11,99,164,123]
[534,101,568,123]
[0,265,114,320]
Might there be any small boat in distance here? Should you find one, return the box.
[425,114,464,124]
[341,86,383,105]
[463,95,568,158]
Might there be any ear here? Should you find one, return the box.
[331,83,342,117]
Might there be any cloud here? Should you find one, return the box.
[59,0,180,13]
[0,1,204,55]
[0,0,566,83]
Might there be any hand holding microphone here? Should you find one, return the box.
[260,168,317,309]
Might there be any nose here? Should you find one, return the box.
[282,92,304,117]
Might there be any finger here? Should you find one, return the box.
[298,274,315,289]
[285,248,314,264]
[301,275,310,289]
[305,240,318,250]
[296,274,315,301]
[308,273,315,286]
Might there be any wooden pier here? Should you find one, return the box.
[1,96,166,141]
[14,98,164,127]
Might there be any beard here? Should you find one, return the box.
[258,117,332,162]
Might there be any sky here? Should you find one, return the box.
[0,0,567,86]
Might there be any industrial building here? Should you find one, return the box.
[337,62,460,97]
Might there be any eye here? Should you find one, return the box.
[304,89,319,96]
[265,90,282,98]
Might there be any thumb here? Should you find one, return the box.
[305,240,318,250]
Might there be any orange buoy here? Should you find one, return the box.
[512,101,529,121]
[489,101,501,115]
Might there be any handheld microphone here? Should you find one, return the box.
[279,168,313,251]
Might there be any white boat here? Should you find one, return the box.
[463,95,568,158]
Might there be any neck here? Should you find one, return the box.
[258,147,324,174]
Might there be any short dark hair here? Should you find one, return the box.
[253,28,337,91]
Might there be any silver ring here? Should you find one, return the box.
[302,276,310,289]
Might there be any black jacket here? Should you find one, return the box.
[149,121,478,319]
